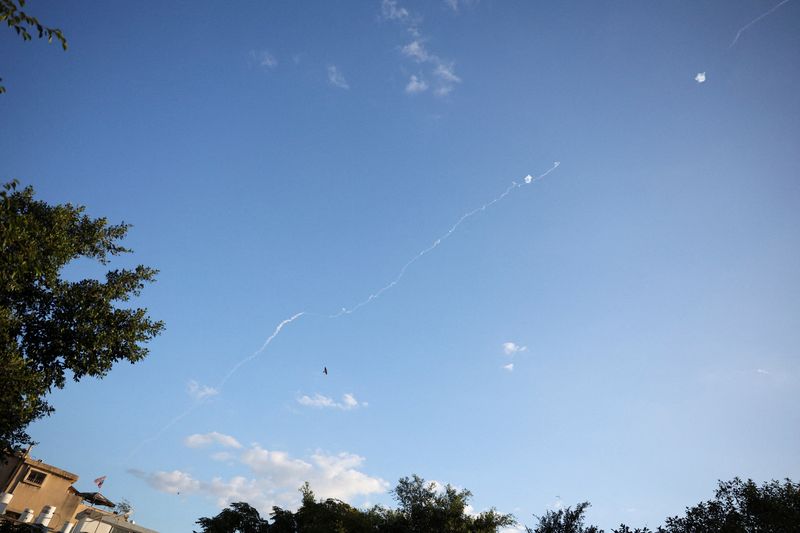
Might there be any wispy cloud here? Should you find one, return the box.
[211,451,235,462]
[694,72,706,83]
[184,431,243,449]
[381,0,410,21]
[502,363,514,372]
[327,65,350,89]
[405,75,429,94]
[250,50,278,68]
[444,0,478,13]
[730,0,793,48]
[187,380,219,401]
[502,342,527,356]
[756,368,770,375]
[297,393,366,410]
[132,442,388,512]
[402,40,430,62]
[382,0,462,96]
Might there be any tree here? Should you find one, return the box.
[194,476,515,533]
[0,180,164,451]
[385,475,515,533]
[0,0,68,94]
[194,502,270,533]
[658,477,800,533]
[525,502,601,533]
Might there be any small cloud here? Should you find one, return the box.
[129,468,201,495]
[756,368,770,375]
[694,72,706,83]
[434,63,461,83]
[405,75,429,94]
[187,380,218,401]
[402,40,429,62]
[432,63,461,96]
[327,65,350,89]
[524,175,533,184]
[381,0,410,21]
[502,363,514,372]
[297,393,365,410]
[502,342,527,356]
[184,432,243,449]
[250,50,278,68]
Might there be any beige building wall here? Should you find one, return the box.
[1,452,83,527]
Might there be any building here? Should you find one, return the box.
[0,448,158,533]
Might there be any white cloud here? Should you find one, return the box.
[524,175,534,184]
[210,452,235,462]
[134,443,388,512]
[184,432,243,449]
[381,0,462,96]
[251,50,278,68]
[445,0,478,12]
[381,0,410,21]
[694,72,706,83]
[502,342,527,355]
[327,65,350,89]
[432,63,461,96]
[756,368,770,375]
[402,40,429,62]
[434,63,461,83]
[503,363,514,372]
[130,469,201,495]
[499,526,528,533]
[297,393,365,410]
[187,380,219,401]
[405,75,428,94]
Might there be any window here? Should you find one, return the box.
[25,470,47,486]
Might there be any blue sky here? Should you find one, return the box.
[2,1,799,531]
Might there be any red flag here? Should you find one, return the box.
[94,476,106,489]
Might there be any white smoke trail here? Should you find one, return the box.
[128,163,560,459]
[329,161,561,317]
[128,312,305,460]
[730,0,792,48]
[216,312,306,390]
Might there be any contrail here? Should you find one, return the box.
[329,161,561,317]
[127,162,560,459]
[216,312,306,390]
[128,312,305,460]
[730,0,792,48]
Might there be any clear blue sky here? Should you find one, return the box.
[2,1,799,531]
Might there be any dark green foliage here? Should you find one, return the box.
[526,502,601,533]
[524,478,800,533]
[0,0,67,93]
[657,477,800,533]
[194,502,270,533]
[195,476,516,533]
[385,475,515,532]
[1,180,164,451]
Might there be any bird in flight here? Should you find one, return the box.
[323,366,328,375]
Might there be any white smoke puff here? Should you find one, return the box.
[694,72,706,83]
[524,175,533,184]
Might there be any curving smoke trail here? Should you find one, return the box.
[730,0,793,48]
[328,161,561,317]
[128,162,560,459]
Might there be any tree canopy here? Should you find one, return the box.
[194,477,800,533]
[0,180,164,451]
[194,476,515,533]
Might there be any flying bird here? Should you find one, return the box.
[323,366,328,375]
